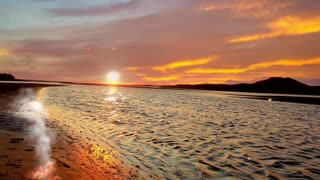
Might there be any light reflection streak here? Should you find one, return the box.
[103,87,126,123]
[104,87,123,102]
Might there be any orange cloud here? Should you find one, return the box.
[0,48,10,56]
[200,1,267,12]
[174,77,241,85]
[126,66,141,71]
[230,16,320,43]
[187,58,320,74]
[152,57,214,72]
[136,73,147,77]
[200,0,290,19]
[200,4,225,12]
[142,75,181,82]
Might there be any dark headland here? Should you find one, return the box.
[161,77,320,105]
[161,77,320,95]
[0,73,64,93]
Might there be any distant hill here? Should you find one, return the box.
[253,77,308,87]
[0,73,15,81]
[161,77,320,96]
[1,74,319,96]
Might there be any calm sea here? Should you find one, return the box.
[39,85,320,179]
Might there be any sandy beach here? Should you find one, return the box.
[0,83,156,179]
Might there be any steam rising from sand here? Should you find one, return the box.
[14,88,55,179]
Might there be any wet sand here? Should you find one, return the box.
[0,83,156,179]
[39,86,320,179]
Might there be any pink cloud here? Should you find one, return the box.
[48,0,139,16]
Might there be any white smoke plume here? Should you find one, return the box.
[13,88,56,179]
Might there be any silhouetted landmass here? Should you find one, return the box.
[0,73,15,81]
[1,76,319,105]
[0,82,64,93]
[161,77,320,96]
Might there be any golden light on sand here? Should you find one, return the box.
[106,71,120,84]
[31,160,56,179]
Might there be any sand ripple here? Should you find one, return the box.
[40,86,320,179]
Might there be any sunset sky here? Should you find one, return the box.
[0,0,320,85]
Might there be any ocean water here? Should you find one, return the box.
[39,85,320,179]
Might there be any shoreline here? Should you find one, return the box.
[151,87,320,105]
[0,81,65,93]
[0,84,158,179]
[230,94,320,105]
[1,81,319,105]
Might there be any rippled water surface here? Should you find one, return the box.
[39,85,320,179]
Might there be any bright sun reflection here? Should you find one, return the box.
[107,87,117,95]
[29,101,43,112]
[106,71,120,84]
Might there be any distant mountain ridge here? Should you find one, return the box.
[1,74,319,96]
[253,77,308,87]
[162,77,320,96]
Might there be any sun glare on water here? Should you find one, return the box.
[106,71,120,84]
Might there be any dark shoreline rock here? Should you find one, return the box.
[0,73,15,81]
[0,81,65,93]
